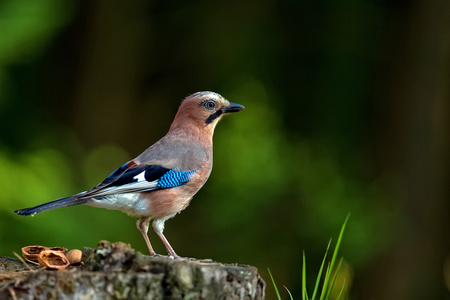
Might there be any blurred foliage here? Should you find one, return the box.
[0,0,449,299]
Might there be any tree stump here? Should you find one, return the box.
[0,241,265,299]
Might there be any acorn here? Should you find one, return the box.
[38,250,70,270]
[66,249,82,265]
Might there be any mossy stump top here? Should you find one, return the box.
[0,241,265,299]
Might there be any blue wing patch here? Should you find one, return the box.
[157,169,197,188]
[79,163,196,198]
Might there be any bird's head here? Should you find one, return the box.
[169,91,244,134]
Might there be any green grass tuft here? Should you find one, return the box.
[269,213,350,300]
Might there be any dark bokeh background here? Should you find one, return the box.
[1,1,449,299]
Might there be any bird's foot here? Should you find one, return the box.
[150,253,179,260]
[149,253,200,261]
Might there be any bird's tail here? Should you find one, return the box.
[14,196,90,216]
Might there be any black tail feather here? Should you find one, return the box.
[14,196,91,216]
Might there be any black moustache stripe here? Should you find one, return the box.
[205,110,223,124]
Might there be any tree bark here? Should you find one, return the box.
[0,241,265,300]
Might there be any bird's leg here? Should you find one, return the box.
[137,216,156,256]
[153,219,179,258]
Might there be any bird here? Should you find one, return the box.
[15,91,244,258]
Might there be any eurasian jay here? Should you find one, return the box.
[15,91,244,258]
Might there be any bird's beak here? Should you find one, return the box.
[221,102,245,114]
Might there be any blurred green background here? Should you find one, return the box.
[1,0,449,299]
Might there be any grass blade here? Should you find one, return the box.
[284,286,294,300]
[268,268,282,300]
[302,251,309,300]
[326,257,344,299]
[336,278,346,300]
[320,213,350,300]
[320,262,331,299]
[312,240,331,300]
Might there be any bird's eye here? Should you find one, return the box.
[204,100,216,110]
